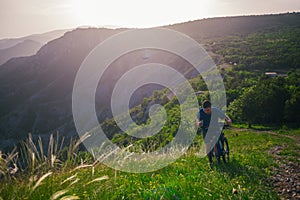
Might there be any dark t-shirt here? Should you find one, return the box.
[197,107,226,133]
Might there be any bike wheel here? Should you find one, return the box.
[222,137,230,163]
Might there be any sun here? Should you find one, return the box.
[69,0,219,28]
[71,0,147,27]
[71,0,158,27]
[72,0,103,26]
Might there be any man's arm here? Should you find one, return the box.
[196,109,202,127]
[196,119,202,127]
[225,115,232,126]
[213,107,232,126]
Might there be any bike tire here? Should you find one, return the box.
[222,137,230,163]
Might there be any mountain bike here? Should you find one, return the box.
[209,124,230,164]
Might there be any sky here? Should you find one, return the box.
[0,0,300,39]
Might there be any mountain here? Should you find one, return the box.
[166,12,300,40]
[0,39,42,65]
[0,28,125,149]
[0,12,299,151]
[0,29,69,65]
[0,27,195,150]
[0,29,69,49]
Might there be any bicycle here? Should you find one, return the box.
[208,124,230,164]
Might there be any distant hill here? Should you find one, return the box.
[167,12,300,40]
[0,39,42,65]
[0,29,69,49]
[0,12,299,151]
[0,29,69,65]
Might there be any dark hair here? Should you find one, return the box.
[202,100,211,108]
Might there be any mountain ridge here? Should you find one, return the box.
[0,29,70,66]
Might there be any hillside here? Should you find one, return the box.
[0,127,299,199]
[0,13,300,150]
[168,12,300,39]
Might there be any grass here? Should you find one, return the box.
[0,128,299,199]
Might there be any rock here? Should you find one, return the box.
[268,145,300,200]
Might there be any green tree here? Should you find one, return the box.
[228,87,257,128]
[284,87,300,122]
[228,77,290,127]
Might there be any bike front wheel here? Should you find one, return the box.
[222,137,230,163]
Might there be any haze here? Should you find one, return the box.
[1,0,299,39]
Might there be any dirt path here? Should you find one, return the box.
[234,128,300,199]
[267,131,300,200]
[269,145,300,200]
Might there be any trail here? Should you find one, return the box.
[233,128,300,146]
[265,130,300,199]
[234,128,300,199]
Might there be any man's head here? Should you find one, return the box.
[202,100,212,115]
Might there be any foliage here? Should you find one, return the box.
[214,27,300,71]
[228,71,300,126]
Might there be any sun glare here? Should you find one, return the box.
[70,0,218,28]
[73,0,100,25]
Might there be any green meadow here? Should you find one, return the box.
[1,127,299,199]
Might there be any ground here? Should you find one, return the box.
[268,131,300,199]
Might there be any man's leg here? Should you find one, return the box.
[207,148,213,164]
[215,140,221,164]
[203,131,213,165]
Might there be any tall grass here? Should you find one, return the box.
[16,132,93,175]
[1,128,299,199]
[0,147,18,181]
[6,131,135,197]
[0,132,96,199]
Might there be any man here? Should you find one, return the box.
[196,100,232,165]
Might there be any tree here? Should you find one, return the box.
[228,77,290,127]
[284,87,300,123]
[228,87,257,128]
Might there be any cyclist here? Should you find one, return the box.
[196,100,232,165]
